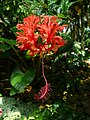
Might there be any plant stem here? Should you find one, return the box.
[39,56,48,99]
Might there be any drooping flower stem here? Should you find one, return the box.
[40,56,48,99]
[34,55,51,101]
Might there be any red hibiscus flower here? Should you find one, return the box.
[16,15,66,56]
[16,15,66,101]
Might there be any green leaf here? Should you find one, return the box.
[10,67,35,93]
[10,88,19,96]
[0,44,11,52]
[59,0,78,14]
[15,68,35,92]
[22,68,35,84]
[58,14,67,19]
[10,67,24,87]
[0,37,16,46]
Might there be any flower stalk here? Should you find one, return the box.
[34,56,52,101]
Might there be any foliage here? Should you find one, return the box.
[0,97,89,120]
[0,37,16,52]
[10,67,35,95]
[0,0,90,119]
[0,0,78,38]
[0,97,37,120]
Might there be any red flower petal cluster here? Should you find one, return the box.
[16,15,66,56]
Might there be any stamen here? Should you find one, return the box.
[34,57,52,101]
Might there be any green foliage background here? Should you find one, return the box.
[0,0,90,119]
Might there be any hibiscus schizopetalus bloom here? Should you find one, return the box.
[16,15,66,56]
[16,15,66,101]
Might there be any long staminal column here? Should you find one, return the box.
[34,57,52,101]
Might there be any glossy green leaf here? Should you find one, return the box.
[10,67,24,87]
[10,67,35,93]
[22,68,35,84]
[15,68,35,92]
